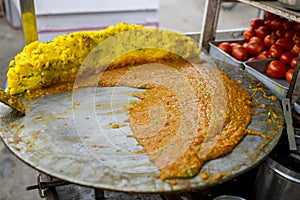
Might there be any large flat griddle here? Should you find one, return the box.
[0,59,284,193]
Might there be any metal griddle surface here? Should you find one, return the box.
[0,61,284,193]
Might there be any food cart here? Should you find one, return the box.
[0,0,300,199]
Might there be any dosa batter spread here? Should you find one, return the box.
[96,60,255,180]
[21,59,254,180]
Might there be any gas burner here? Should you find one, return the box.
[26,171,258,200]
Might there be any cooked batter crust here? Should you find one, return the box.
[97,62,254,179]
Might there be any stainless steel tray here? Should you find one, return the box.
[244,59,289,100]
[209,40,244,69]
[0,60,284,193]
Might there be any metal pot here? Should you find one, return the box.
[252,157,300,200]
[213,195,245,200]
[278,0,300,10]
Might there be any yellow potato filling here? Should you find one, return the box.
[6,23,200,96]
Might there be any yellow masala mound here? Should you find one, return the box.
[6,23,142,95]
[6,23,200,96]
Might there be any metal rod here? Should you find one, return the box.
[26,180,69,191]
[26,174,69,198]
[282,98,297,151]
[19,0,38,44]
[200,0,220,51]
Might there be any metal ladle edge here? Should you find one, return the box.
[0,88,25,116]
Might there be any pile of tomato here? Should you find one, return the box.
[217,12,299,83]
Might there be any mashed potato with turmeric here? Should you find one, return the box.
[6,23,200,96]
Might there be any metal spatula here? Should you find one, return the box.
[0,88,26,115]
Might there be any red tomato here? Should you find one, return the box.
[230,42,242,48]
[275,38,293,51]
[290,57,298,69]
[275,29,286,38]
[270,18,283,30]
[242,42,248,49]
[257,51,271,60]
[280,52,294,65]
[291,44,300,56]
[264,20,273,30]
[264,35,277,47]
[293,33,300,44]
[255,26,270,38]
[232,46,249,61]
[265,12,279,21]
[270,31,277,37]
[269,44,285,58]
[266,60,287,78]
[218,42,232,54]
[285,30,295,39]
[250,37,263,44]
[247,57,257,62]
[295,23,300,31]
[282,21,293,31]
[256,54,268,60]
[250,18,265,29]
[286,68,294,83]
[246,41,264,55]
[243,29,255,41]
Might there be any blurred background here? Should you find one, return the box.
[0,0,258,199]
